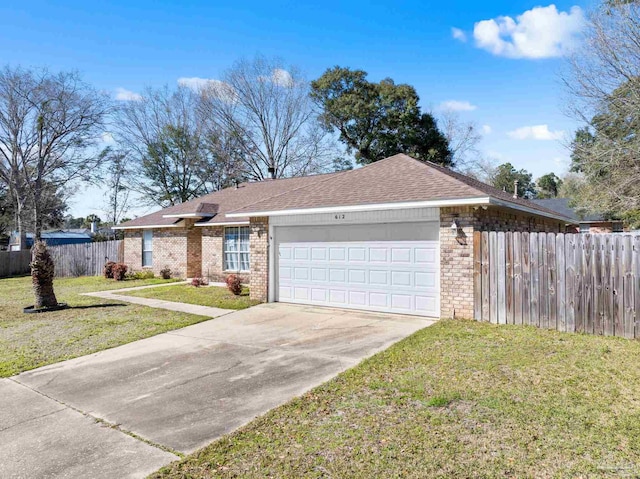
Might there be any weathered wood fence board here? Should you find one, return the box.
[474,232,640,339]
[0,250,32,277]
[49,241,123,277]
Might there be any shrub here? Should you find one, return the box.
[191,277,208,287]
[134,270,155,280]
[225,274,242,295]
[103,261,116,279]
[159,267,172,280]
[112,263,128,281]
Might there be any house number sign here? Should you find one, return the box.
[334,214,346,220]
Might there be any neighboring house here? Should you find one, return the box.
[8,230,93,250]
[531,198,624,233]
[114,154,572,319]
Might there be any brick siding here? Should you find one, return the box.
[440,206,564,319]
[123,219,202,279]
[249,217,269,302]
[201,225,250,283]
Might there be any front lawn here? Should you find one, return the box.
[0,276,208,377]
[121,283,260,310]
[153,320,640,478]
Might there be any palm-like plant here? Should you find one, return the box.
[31,240,58,309]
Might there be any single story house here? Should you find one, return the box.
[532,198,624,233]
[114,154,572,319]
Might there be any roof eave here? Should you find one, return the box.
[162,213,215,219]
[225,197,492,218]
[111,223,184,230]
[488,198,575,223]
[194,220,250,227]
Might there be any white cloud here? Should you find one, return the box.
[115,87,141,101]
[451,27,467,42]
[438,100,477,112]
[507,124,565,141]
[482,124,492,135]
[178,77,237,102]
[257,68,295,87]
[101,132,115,144]
[473,5,585,59]
[272,68,294,87]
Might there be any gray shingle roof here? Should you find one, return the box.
[117,154,572,229]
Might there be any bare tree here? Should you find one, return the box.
[116,85,239,207]
[438,109,483,175]
[563,1,640,219]
[197,56,334,180]
[100,147,132,227]
[0,66,109,242]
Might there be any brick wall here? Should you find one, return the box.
[440,206,564,319]
[249,217,269,302]
[123,220,202,279]
[123,230,143,270]
[201,226,250,283]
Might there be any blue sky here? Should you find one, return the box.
[0,0,588,218]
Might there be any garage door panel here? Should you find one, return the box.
[311,288,327,301]
[329,248,345,261]
[369,270,388,285]
[415,271,437,288]
[329,290,346,303]
[369,248,388,262]
[369,292,389,308]
[349,291,367,305]
[278,239,439,317]
[279,286,292,299]
[294,287,309,300]
[311,268,327,281]
[391,248,411,263]
[391,271,412,287]
[311,248,326,260]
[415,247,437,264]
[348,269,367,283]
[329,268,346,282]
[348,247,367,261]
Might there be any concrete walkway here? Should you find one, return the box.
[82,285,234,318]
[2,302,435,478]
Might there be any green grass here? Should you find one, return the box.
[152,320,640,479]
[121,283,261,310]
[0,276,209,377]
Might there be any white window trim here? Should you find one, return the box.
[223,226,250,273]
[142,230,153,267]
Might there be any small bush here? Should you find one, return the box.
[191,277,208,287]
[159,267,172,280]
[103,261,117,279]
[134,270,155,280]
[226,274,242,295]
[112,263,128,281]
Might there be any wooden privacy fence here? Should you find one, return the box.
[473,232,640,339]
[0,250,32,277]
[49,240,123,278]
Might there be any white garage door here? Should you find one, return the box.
[277,240,439,317]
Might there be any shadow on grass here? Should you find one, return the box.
[69,303,127,310]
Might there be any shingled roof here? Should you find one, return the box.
[115,154,571,229]
[226,154,571,220]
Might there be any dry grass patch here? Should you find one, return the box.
[152,320,640,478]
[0,276,208,377]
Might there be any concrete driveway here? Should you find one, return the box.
[2,303,434,478]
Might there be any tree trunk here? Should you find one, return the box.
[14,193,27,251]
[31,240,58,309]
